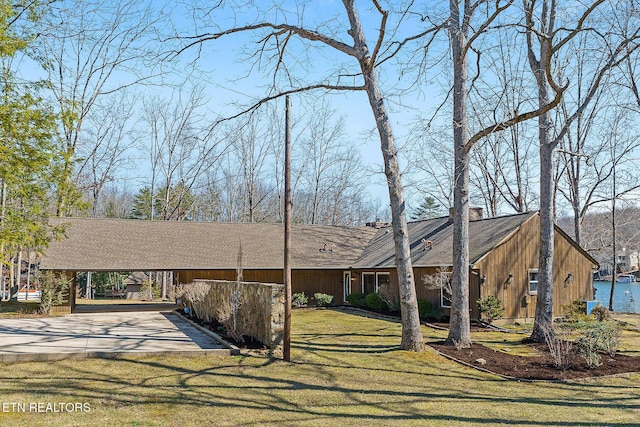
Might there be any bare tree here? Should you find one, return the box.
[75,93,139,216]
[446,0,563,347]
[524,0,640,342]
[139,85,227,221]
[35,0,166,215]
[173,0,432,350]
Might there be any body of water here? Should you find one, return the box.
[593,280,640,314]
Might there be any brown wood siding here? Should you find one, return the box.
[178,269,345,304]
[474,215,594,321]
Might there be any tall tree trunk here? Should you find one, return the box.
[531,131,555,341]
[447,0,472,347]
[344,0,424,351]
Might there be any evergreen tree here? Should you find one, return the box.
[411,197,442,220]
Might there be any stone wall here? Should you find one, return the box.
[180,279,285,351]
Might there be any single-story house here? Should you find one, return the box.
[40,211,597,321]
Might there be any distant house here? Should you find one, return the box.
[40,211,597,321]
[123,271,149,299]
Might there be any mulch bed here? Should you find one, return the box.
[430,340,640,381]
[177,309,267,350]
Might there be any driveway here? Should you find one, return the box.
[0,308,234,362]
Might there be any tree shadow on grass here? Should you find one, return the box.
[2,354,636,426]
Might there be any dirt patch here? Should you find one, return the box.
[430,340,640,381]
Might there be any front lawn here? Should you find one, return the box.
[0,309,637,426]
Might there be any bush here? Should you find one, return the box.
[37,271,70,315]
[477,295,505,324]
[590,304,610,322]
[575,328,602,369]
[365,292,388,311]
[313,293,334,307]
[387,301,401,313]
[575,320,621,369]
[292,292,308,307]
[542,324,573,370]
[417,299,434,319]
[562,300,589,323]
[346,292,367,308]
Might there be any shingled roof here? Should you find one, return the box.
[352,211,539,268]
[40,218,379,271]
[41,211,593,273]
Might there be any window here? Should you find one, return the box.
[440,286,452,308]
[529,269,539,295]
[362,272,391,294]
[362,273,376,294]
[376,272,390,293]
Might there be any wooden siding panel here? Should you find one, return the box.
[178,269,345,304]
[475,215,594,321]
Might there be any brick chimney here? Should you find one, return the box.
[366,220,391,229]
[449,207,484,221]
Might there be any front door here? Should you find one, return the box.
[343,271,351,302]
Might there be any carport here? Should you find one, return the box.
[0,307,235,362]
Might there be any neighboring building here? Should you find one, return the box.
[40,211,598,321]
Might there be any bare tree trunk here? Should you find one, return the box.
[25,248,32,301]
[345,1,424,351]
[531,124,555,342]
[15,247,22,299]
[447,0,471,347]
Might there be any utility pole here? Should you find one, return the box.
[283,95,292,362]
[609,159,617,311]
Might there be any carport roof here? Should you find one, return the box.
[40,218,379,271]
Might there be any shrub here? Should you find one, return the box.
[590,304,610,322]
[313,293,334,307]
[575,320,621,368]
[542,324,573,370]
[365,292,387,311]
[37,271,70,315]
[575,328,602,369]
[292,292,308,307]
[387,301,401,313]
[378,280,399,312]
[477,295,505,324]
[346,292,367,308]
[216,288,245,343]
[562,300,589,323]
[417,299,434,319]
[597,320,622,356]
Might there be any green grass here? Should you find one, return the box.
[0,300,41,317]
[0,309,638,426]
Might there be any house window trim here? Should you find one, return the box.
[528,269,539,295]
[343,271,351,302]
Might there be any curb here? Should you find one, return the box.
[172,310,241,355]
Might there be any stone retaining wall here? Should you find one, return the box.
[180,279,285,351]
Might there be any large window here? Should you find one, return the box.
[529,269,539,295]
[362,272,391,294]
[362,273,376,294]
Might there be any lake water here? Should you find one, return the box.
[593,280,640,314]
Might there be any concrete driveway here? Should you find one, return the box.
[0,307,234,362]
